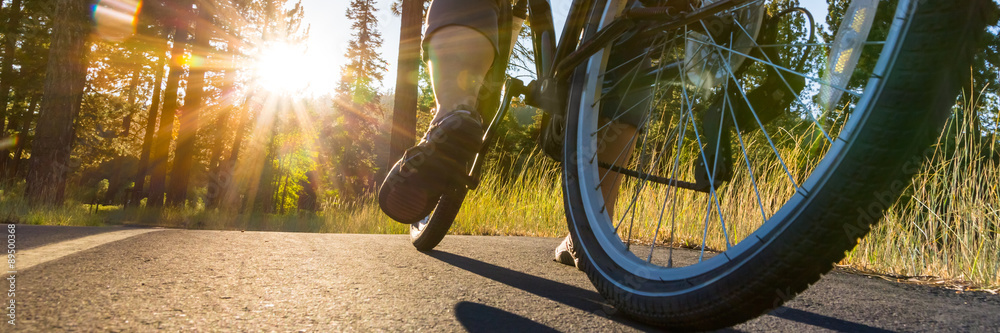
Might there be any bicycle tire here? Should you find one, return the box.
[562,0,991,329]
[410,188,468,251]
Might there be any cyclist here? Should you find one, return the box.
[378,0,642,268]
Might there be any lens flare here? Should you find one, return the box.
[185,54,207,68]
[93,0,142,42]
[252,42,334,97]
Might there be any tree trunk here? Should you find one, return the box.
[9,94,38,181]
[24,0,93,206]
[168,7,210,206]
[228,99,253,164]
[1,94,25,172]
[219,93,255,211]
[206,55,236,209]
[148,26,188,207]
[107,60,144,204]
[130,54,166,207]
[388,0,422,172]
[121,59,143,136]
[278,159,290,215]
[255,125,279,213]
[0,0,24,173]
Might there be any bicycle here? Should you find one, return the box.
[390,0,992,329]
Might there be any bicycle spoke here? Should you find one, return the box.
[698,197,713,262]
[718,62,802,190]
[693,20,801,190]
[593,39,673,193]
[725,94,770,224]
[617,128,650,237]
[618,111,661,248]
[591,93,656,138]
[615,102,676,232]
[604,38,686,242]
[591,39,684,134]
[639,40,689,262]
[685,37,863,99]
[591,35,681,248]
[660,79,693,266]
[658,48,713,264]
[728,16,837,145]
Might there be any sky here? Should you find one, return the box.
[296,0,402,94]
[293,0,830,96]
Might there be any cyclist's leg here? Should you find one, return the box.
[424,0,500,120]
[426,27,495,120]
[598,121,638,217]
[379,0,502,224]
[592,40,650,216]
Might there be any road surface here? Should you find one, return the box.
[8,225,1000,331]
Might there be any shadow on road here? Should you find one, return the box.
[426,251,660,331]
[428,251,893,332]
[454,301,559,333]
[770,307,896,332]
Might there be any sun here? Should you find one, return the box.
[252,42,335,97]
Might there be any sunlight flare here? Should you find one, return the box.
[252,42,335,97]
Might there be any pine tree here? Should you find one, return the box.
[328,0,387,199]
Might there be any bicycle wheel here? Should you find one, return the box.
[410,188,468,251]
[562,0,990,329]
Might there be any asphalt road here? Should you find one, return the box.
[7,225,1000,332]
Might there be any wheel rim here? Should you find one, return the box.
[570,0,911,293]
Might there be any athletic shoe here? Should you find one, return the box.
[554,234,581,270]
[378,109,483,224]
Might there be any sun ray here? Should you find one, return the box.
[249,41,335,98]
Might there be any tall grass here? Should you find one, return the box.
[846,102,1000,288]
[0,194,106,227]
[451,151,566,237]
